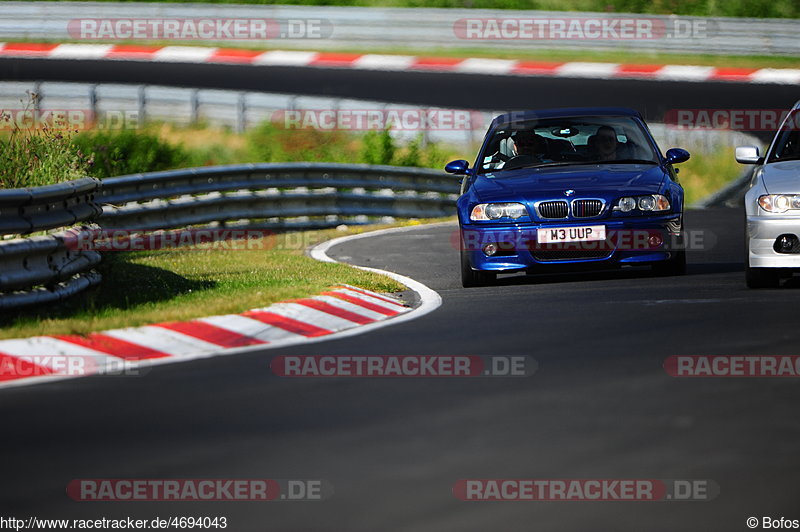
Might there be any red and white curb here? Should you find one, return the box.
[0,224,446,390]
[0,285,410,388]
[1,42,798,85]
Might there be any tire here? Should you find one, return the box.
[653,249,687,277]
[745,265,780,288]
[461,249,496,288]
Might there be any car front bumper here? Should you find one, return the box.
[461,215,682,272]
[747,215,800,269]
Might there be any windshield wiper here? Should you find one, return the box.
[507,161,582,170]
[484,158,658,175]
[517,159,658,169]
[582,159,659,165]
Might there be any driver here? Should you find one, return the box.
[512,130,549,160]
[590,125,619,161]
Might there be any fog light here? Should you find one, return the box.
[774,234,799,254]
[648,235,663,247]
[483,243,498,256]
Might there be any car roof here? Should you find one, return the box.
[489,107,643,129]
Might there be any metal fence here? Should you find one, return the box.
[1,2,798,56]
[0,81,761,153]
[0,163,458,311]
[0,80,487,143]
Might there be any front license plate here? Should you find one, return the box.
[537,225,606,243]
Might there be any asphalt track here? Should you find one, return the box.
[1,206,799,531]
[1,54,799,530]
[0,57,798,139]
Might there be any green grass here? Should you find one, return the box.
[2,120,461,186]
[26,0,800,18]
[677,146,744,205]
[0,225,421,339]
[78,122,457,178]
[0,116,91,188]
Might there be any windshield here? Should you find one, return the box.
[478,115,659,174]
[767,111,800,163]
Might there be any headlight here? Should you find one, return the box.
[470,202,527,221]
[759,194,800,213]
[616,195,670,213]
[618,197,637,212]
[638,196,656,211]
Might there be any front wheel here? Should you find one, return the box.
[461,250,496,288]
[745,265,780,289]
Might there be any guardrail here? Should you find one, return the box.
[0,178,103,311]
[1,2,797,56]
[0,163,457,311]
[0,177,101,234]
[0,229,102,311]
[99,163,459,231]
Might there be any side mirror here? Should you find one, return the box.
[665,148,690,165]
[735,146,763,165]
[445,159,470,175]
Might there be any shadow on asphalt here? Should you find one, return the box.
[482,260,745,288]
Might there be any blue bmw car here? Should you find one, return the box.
[445,107,690,287]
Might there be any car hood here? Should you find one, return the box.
[472,163,668,202]
[761,161,800,194]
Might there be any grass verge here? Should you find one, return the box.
[677,146,743,205]
[0,222,453,340]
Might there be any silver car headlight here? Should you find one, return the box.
[758,194,800,213]
[470,202,527,221]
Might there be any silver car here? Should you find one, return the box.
[738,100,800,288]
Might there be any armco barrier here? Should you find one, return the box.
[0,163,458,311]
[98,163,459,231]
[0,179,103,311]
[0,177,101,234]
